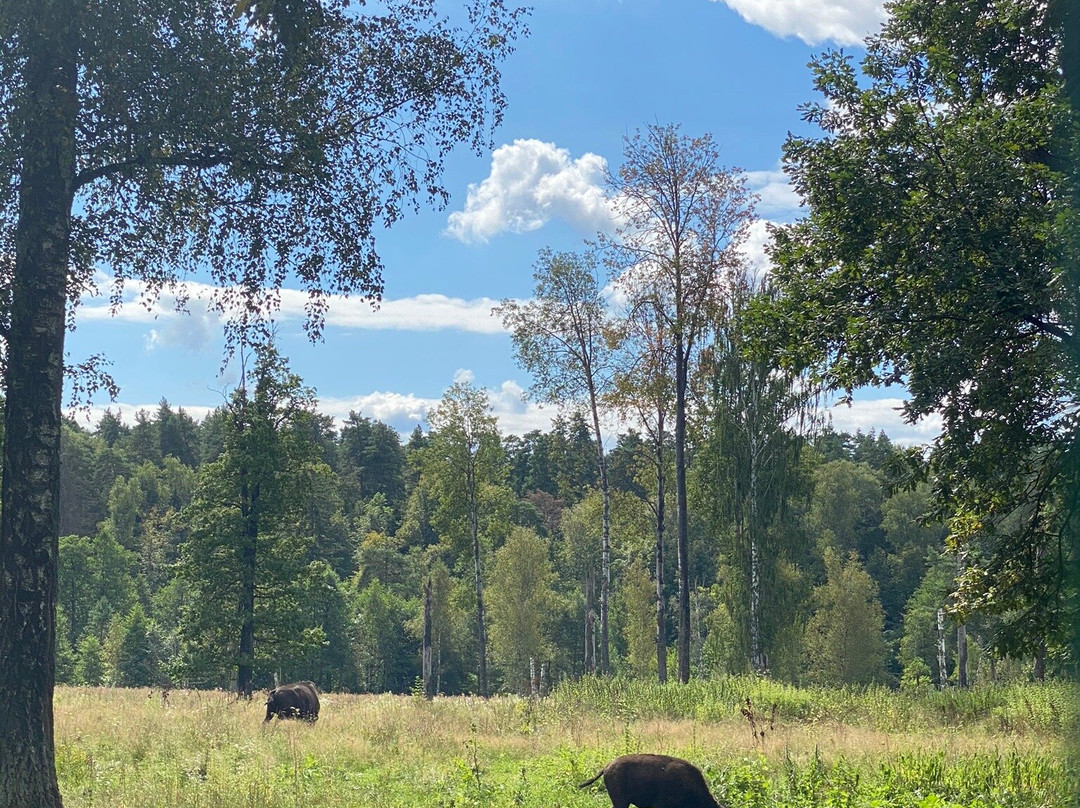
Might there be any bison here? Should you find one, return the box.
[264,680,320,722]
[578,754,723,808]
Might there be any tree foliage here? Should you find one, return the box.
[804,548,889,685]
[496,247,616,673]
[604,122,756,683]
[760,0,1078,658]
[0,1,526,803]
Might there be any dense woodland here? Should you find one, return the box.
[47,382,1033,696]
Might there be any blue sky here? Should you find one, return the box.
[66,0,942,445]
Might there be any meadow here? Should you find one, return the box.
[54,678,1079,808]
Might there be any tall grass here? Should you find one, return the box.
[548,675,1079,735]
[52,682,1077,808]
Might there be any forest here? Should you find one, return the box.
[47,384,1029,696]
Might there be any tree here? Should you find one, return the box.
[352,579,415,693]
[0,1,524,803]
[899,549,959,687]
[102,604,159,688]
[486,526,559,693]
[337,412,407,525]
[761,0,1076,661]
[619,558,659,679]
[422,381,508,695]
[496,248,616,673]
[806,460,884,560]
[696,272,816,675]
[804,548,889,685]
[605,123,756,682]
[609,284,676,683]
[178,345,328,693]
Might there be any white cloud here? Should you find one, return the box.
[70,387,936,450]
[713,0,886,46]
[826,397,941,446]
[745,168,802,220]
[741,218,775,279]
[70,402,220,429]
[324,294,508,334]
[445,139,616,243]
[79,275,513,336]
[319,391,434,428]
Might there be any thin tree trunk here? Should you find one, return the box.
[584,568,596,674]
[957,623,968,688]
[469,476,487,696]
[936,607,947,688]
[587,393,611,675]
[655,419,667,684]
[237,477,258,698]
[0,7,77,805]
[748,459,764,675]
[675,346,691,684]
[955,552,967,688]
[422,578,434,699]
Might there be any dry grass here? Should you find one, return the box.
[52,685,1073,808]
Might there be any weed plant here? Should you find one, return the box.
[52,682,1076,808]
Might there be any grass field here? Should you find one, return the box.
[53,678,1079,808]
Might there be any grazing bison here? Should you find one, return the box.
[264,681,320,722]
[578,754,723,808]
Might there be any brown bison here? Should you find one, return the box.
[578,754,723,808]
[264,681,320,722]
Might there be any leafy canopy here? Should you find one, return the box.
[759,0,1077,655]
[0,0,527,347]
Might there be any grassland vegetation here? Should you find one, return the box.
[52,679,1075,808]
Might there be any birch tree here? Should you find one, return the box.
[422,381,507,695]
[608,296,675,681]
[0,1,524,803]
[605,123,755,682]
[495,248,615,673]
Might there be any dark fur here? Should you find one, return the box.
[264,681,320,722]
[578,754,722,808]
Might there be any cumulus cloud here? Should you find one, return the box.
[290,377,558,437]
[72,387,936,450]
[741,218,775,280]
[72,402,220,429]
[445,139,616,243]
[713,0,886,46]
[745,168,802,220]
[319,391,434,427]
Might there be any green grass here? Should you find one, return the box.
[52,681,1078,808]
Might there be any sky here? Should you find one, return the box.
[65,0,943,446]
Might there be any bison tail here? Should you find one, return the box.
[577,771,604,790]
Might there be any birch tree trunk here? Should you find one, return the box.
[470,477,488,696]
[589,396,612,675]
[936,607,947,688]
[675,341,691,683]
[0,5,78,805]
[422,578,434,699]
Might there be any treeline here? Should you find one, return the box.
[49,354,1045,696]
